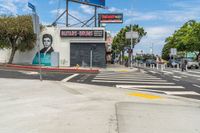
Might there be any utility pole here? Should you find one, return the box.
[28,2,42,81]
[130,25,133,68]
[94,6,97,27]
[66,0,69,27]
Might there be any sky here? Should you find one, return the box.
[1,0,200,55]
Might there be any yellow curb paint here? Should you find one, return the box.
[128,92,162,100]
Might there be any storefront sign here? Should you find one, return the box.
[60,30,104,38]
[70,0,105,8]
[99,14,123,23]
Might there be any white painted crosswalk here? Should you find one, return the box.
[93,71,200,98]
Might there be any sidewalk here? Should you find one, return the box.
[0,78,199,133]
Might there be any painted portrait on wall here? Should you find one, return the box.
[32,34,54,66]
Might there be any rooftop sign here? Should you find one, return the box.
[70,0,105,8]
[99,14,123,23]
[60,30,104,38]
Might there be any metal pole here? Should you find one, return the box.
[94,6,97,27]
[131,25,133,68]
[34,13,42,81]
[66,0,69,27]
[90,49,93,69]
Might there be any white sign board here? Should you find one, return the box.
[170,48,177,56]
[126,31,139,39]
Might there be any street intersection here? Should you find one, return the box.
[1,66,200,100]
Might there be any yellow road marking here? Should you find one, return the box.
[117,70,129,72]
[128,92,162,100]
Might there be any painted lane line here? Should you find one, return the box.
[193,84,200,88]
[96,76,160,79]
[95,76,159,79]
[116,85,185,89]
[61,74,79,82]
[173,76,182,79]
[188,71,200,74]
[163,71,173,74]
[171,70,200,78]
[149,71,157,74]
[94,78,166,82]
[92,80,175,84]
[164,91,200,95]
[173,79,180,82]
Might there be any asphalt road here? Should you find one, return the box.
[1,67,200,101]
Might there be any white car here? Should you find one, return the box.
[185,59,199,69]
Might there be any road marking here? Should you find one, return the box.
[163,71,173,74]
[20,71,39,75]
[116,85,185,89]
[61,74,79,82]
[173,76,182,79]
[92,80,175,84]
[193,84,200,88]
[171,70,200,78]
[164,91,200,95]
[173,79,180,82]
[94,78,166,82]
[149,71,157,74]
[95,76,158,79]
[128,92,162,99]
[188,71,200,74]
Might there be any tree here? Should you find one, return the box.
[112,24,147,62]
[162,20,200,60]
[0,15,36,64]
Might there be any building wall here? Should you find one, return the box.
[0,26,106,67]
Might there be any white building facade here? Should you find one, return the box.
[0,26,106,67]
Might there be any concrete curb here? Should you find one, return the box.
[1,64,99,74]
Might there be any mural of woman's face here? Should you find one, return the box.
[43,37,52,48]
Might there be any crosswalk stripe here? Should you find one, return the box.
[164,91,200,95]
[149,71,157,74]
[116,85,185,89]
[95,77,162,80]
[94,78,166,82]
[163,71,173,74]
[188,71,200,74]
[170,70,200,78]
[173,76,182,79]
[193,84,200,88]
[92,80,175,84]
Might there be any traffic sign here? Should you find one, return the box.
[28,2,36,12]
[126,31,139,39]
[170,48,177,56]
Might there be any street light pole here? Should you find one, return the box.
[131,25,133,68]
[28,2,42,81]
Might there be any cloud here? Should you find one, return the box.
[0,0,29,15]
[134,26,176,55]
[80,5,94,15]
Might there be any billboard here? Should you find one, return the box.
[99,14,123,23]
[70,0,105,7]
[60,30,104,38]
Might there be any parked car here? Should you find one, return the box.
[184,58,199,69]
[146,59,156,67]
